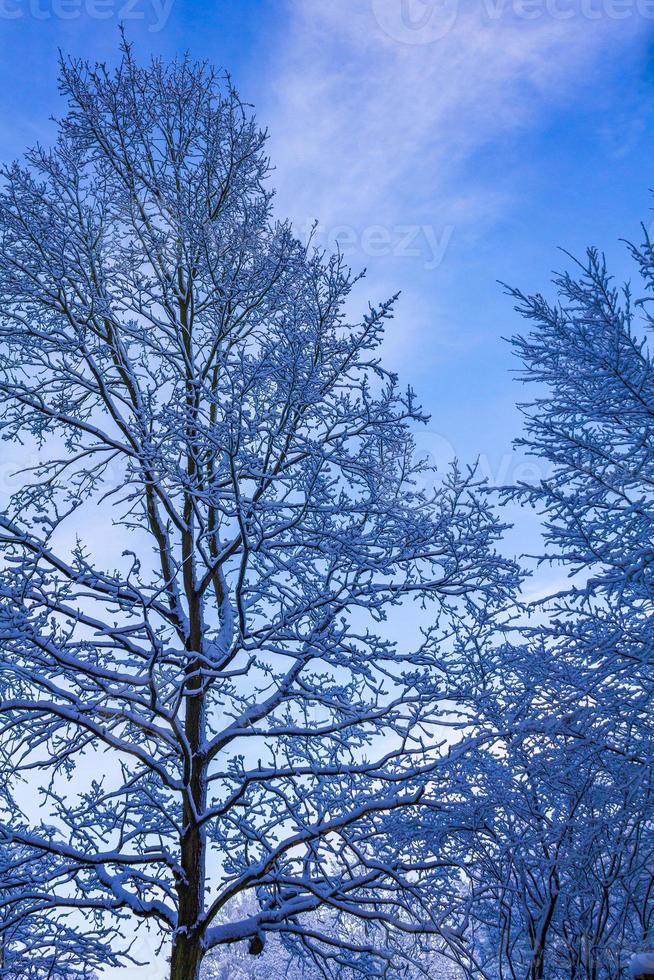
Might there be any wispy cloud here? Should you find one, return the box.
[254,1,650,374]
[262,1,648,234]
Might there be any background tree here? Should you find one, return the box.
[455,636,654,980]
[412,233,654,978]
[418,608,654,980]
[505,243,654,783]
[201,892,463,979]
[465,235,654,978]
[0,42,517,980]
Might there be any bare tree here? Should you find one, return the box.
[506,235,654,977]
[0,41,516,979]
[414,603,654,980]
[443,237,654,980]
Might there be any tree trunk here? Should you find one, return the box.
[529,893,557,980]
[171,647,208,980]
[171,693,208,980]
[170,932,204,980]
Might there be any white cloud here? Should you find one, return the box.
[261,0,648,233]
[253,1,650,378]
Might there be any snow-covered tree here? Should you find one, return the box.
[469,232,654,977]
[460,647,654,979]
[425,614,654,980]
[0,42,517,979]
[505,243,654,767]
